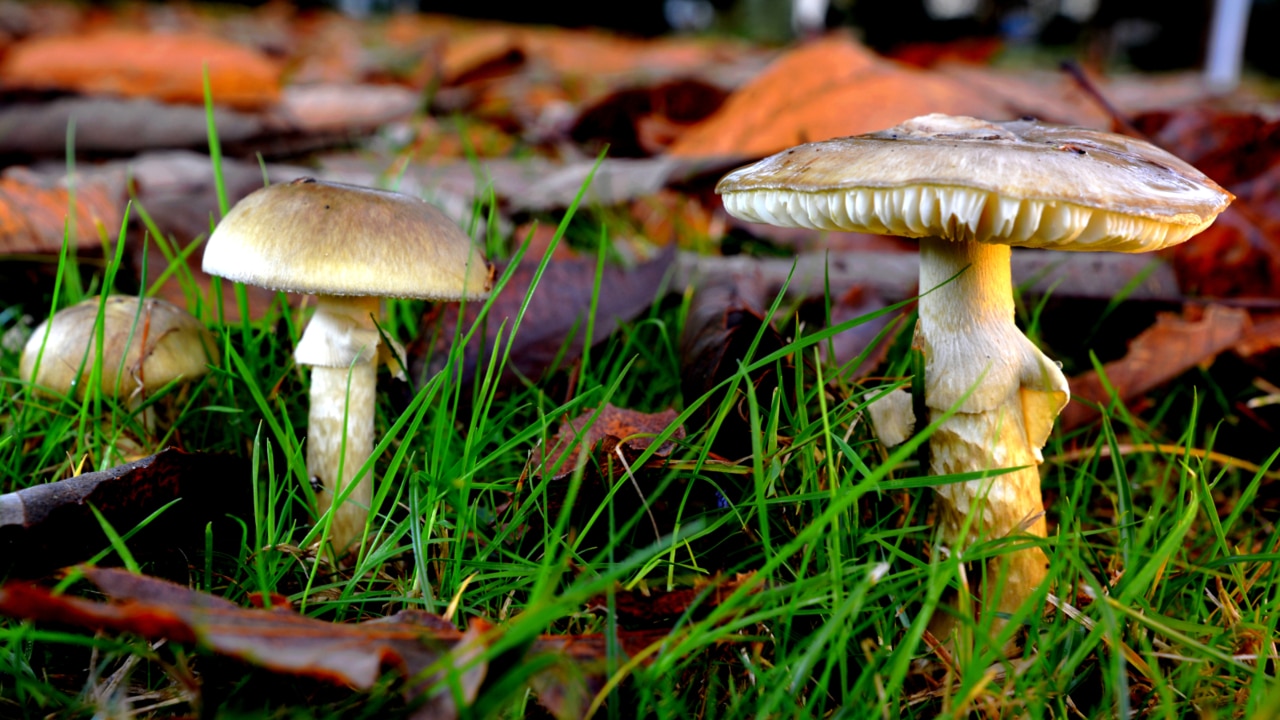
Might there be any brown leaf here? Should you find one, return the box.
[267,84,420,136]
[0,567,487,718]
[0,168,124,254]
[0,566,674,720]
[814,285,896,378]
[628,190,717,247]
[679,272,789,459]
[1061,305,1251,430]
[0,449,251,576]
[936,63,1111,127]
[0,96,264,156]
[570,78,729,157]
[412,247,675,388]
[0,31,282,109]
[1236,312,1280,358]
[588,573,757,625]
[667,33,1001,158]
[535,404,685,483]
[1166,209,1280,298]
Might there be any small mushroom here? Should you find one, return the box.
[717,114,1233,626]
[20,295,219,458]
[203,177,492,553]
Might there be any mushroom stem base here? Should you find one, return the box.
[915,237,1068,632]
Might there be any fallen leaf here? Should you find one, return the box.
[0,567,488,719]
[679,272,789,460]
[570,78,729,157]
[812,285,896,378]
[412,247,675,388]
[1236,312,1280,358]
[287,11,367,86]
[667,33,1000,158]
[1166,208,1280,298]
[0,30,282,109]
[534,404,685,483]
[0,566,674,720]
[1061,305,1251,430]
[0,449,250,576]
[628,189,718,247]
[267,83,420,136]
[0,167,124,254]
[936,63,1110,127]
[0,96,263,157]
[587,573,757,626]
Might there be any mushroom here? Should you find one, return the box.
[20,295,220,458]
[716,114,1232,626]
[202,177,492,554]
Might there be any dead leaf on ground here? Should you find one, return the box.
[588,573,758,625]
[570,78,730,157]
[0,167,124,254]
[411,247,675,388]
[0,449,250,576]
[0,567,488,719]
[1166,208,1280,298]
[813,285,897,378]
[268,83,420,135]
[628,189,719,247]
[936,63,1110,127]
[1061,305,1251,430]
[680,272,790,460]
[0,30,282,109]
[667,32,1001,158]
[287,11,366,86]
[1236,312,1280,358]
[0,566,673,720]
[0,96,264,156]
[534,404,685,483]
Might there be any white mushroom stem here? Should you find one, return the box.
[914,237,1068,623]
[296,295,383,553]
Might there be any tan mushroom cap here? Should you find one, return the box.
[202,178,493,301]
[20,296,219,399]
[717,114,1234,253]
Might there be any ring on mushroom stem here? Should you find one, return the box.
[203,178,492,555]
[716,113,1233,638]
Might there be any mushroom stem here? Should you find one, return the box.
[300,295,383,553]
[914,237,1068,625]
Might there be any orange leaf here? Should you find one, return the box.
[667,33,1002,158]
[0,171,122,254]
[1061,305,1251,430]
[0,31,281,109]
[536,404,685,482]
[0,566,674,720]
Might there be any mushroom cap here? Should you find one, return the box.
[202,178,492,300]
[20,296,219,399]
[717,114,1234,253]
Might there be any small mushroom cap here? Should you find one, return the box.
[718,114,1234,253]
[202,178,493,300]
[20,296,219,399]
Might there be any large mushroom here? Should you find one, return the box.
[20,295,219,459]
[203,177,492,554]
[716,114,1232,626]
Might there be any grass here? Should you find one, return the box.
[2,150,1279,720]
